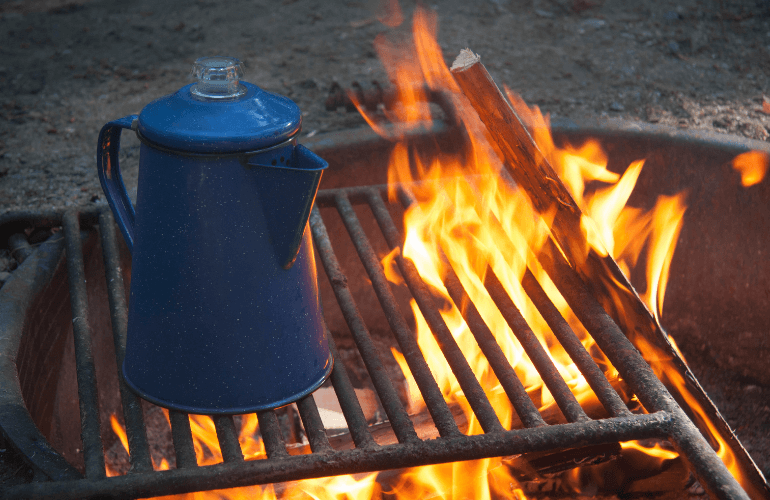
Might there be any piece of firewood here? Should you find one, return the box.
[450,49,587,268]
[449,49,765,500]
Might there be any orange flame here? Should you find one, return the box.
[732,150,769,187]
[110,414,129,458]
[389,459,528,500]
[620,440,679,461]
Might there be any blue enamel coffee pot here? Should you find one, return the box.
[96,57,332,414]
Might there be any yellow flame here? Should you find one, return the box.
[586,159,645,257]
[289,473,381,500]
[110,414,129,458]
[645,194,687,323]
[620,441,679,461]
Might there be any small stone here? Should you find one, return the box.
[582,18,606,29]
[297,79,317,89]
[610,101,625,112]
[663,11,682,21]
[668,41,680,53]
[0,271,11,283]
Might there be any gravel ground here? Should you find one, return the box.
[0,0,768,493]
[0,0,769,213]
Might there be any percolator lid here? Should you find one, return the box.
[136,57,301,154]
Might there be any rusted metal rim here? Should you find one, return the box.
[550,116,770,154]
[301,116,770,157]
[0,226,80,481]
[0,121,765,499]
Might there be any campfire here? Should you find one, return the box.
[98,6,765,499]
[2,5,768,500]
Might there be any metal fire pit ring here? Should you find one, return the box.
[0,121,767,500]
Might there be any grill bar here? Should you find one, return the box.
[396,185,586,425]
[483,269,589,422]
[385,184,551,428]
[441,264,550,425]
[256,411,289,459]
[62,210,106,479]
[97,212,153,473]
[520,269,632,418]
[213,416,244,462]
[324,326,379,449]
[333,193,462,438]
[463,174,632,419]
[168,410,197,468]
[365,191,507,433]
[309,207,420,444]
[5,412,672,500]
[296,396,334,454]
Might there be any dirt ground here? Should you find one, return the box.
[1,0,769,213]
[0,0,768,492]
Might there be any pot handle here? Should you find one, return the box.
[97,115,138,252]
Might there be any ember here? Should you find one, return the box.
[732,150,769,187]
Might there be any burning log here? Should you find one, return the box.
[450,48,764,499]
[450,49,590,270]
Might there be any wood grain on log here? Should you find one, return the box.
[450,48,588,268]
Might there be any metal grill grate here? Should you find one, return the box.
[0,177,748,499]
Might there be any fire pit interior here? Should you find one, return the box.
[0,115,768,499]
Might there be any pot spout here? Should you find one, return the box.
[250,144,328,269]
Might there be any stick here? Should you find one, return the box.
[450,49,588,267]
[450,49,765,500]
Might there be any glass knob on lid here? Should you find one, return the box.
[190,56,247,100]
